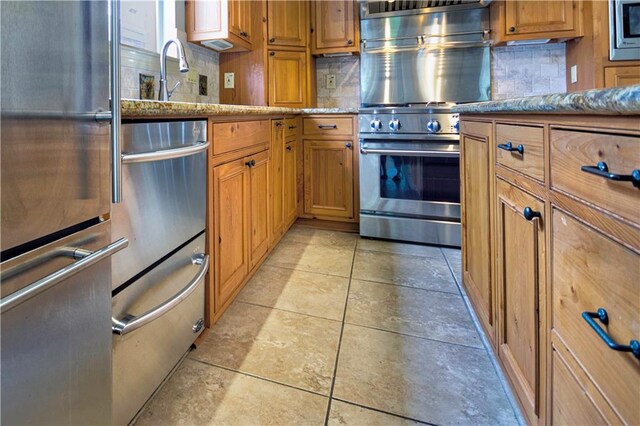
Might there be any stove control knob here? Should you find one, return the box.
[452,120,460,133]
[389,119,401,132]
[426,120,441,133]
[370,119,382,131]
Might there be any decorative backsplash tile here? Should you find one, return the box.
[491,43,566,100]
[121,30,219,104]
[315,56,360,109]
[139,74,155,100]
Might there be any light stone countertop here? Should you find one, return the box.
[452,84,640,115]
[121,99,358,117]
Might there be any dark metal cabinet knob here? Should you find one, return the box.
[240,31,248,37]
[523,207,542,221]
[509,26,516,32]
[269,51,276,56]
[269,37,276,43]
[347,39,353,45]
[245,159,256,167]
[286,145,292,151]
[345,143,352,149]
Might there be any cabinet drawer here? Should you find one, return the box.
[552,209,640,425]
[496,124,544,181]
[550,129,640,223]
[303,117,353,136]
[212,120,270,156]
[285,118,298,138]
[551,349,607,425]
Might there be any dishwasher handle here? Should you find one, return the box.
[0,238,129,313]
[122,141,210,164]
[112,254,209,335]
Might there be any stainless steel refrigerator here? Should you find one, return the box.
[1,1,126,424]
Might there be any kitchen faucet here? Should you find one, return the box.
[158,38,189,101]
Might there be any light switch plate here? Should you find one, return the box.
[224,72,235,89]
[570,65,578,84]
[186,69,198,84]
[326,74,336,89]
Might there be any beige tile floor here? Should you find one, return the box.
[135,225,520,426]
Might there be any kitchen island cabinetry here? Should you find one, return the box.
[459,112,640,425]
[490,0,583,45]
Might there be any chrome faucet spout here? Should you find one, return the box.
[158,39,189,101]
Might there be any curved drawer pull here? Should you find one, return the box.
[497,141,524,155]
[122,140,209,164]
[1,238,129,312]
[580,161,640,188]
[582,308,640,358]
[112,254,209,335]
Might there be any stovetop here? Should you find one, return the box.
[358,103,460,136]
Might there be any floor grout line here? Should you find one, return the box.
[323,237,359,426]
[341,321,486,351]
[261,260,353,279]
[330,397,439,426]
[234,299,344,323]
[188,358,331,399]
[350,276,462,296]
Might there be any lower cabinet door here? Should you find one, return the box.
[495,178,545,424]
[303,139,354,219]
[271,120,285,242]
[213,159,249,309]
[249,151,270,269]
[284,139,298,226]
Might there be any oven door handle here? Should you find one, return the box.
[122,140,210,164]
[360,147,460,157]
[112,254,209,335]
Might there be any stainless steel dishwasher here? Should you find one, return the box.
[111,120,209,425]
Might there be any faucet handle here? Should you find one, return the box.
[167,81,181,99]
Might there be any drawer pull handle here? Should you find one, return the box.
[580,161,640,188]
[286,145,292,151]
[245,159,256,168]
[523,207,541,221]
[498,141,524,155]
[582,308,640,358]
[318,124,338,129]
[288,125,297,130]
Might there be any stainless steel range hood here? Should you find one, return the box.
[361,0,492,19]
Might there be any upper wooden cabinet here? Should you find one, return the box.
[311,0,359,55]
[490,0,583,45]
[186,0,253,52]
[268,50,308,108]
[267,0,308,48]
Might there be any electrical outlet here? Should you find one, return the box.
[326,74,336,89]
[186,69,198,84]
[224,72,235,89]
[570,65,578,84]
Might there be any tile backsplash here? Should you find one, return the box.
[121,30,219,104]
[491,43,566,100]
[315,56,360,109]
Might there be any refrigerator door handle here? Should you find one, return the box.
[111,0,122,203]
[0,238,129,313]
[112,254,209,335]
[122,141,210,164]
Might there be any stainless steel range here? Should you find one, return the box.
[358,1,491,247]
[359,105,461,247]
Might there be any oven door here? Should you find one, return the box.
[359,139,461,220]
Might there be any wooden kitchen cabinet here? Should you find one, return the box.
[303,140,354,219]
[604,66,640,88]
[284,127,298,228]
[311,0,359,55]
[268,50,308,108]
[186,0,253,52]
[212,158,249,311]
[460,120,496,343]
[495,179,546,425]
[490,0,583,45]
[267,0,308,48]
[459,113,640,425]
[270,120,285,243]
[248,151,270,269]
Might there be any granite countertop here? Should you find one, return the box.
[121,99,358,117]
[453,84,640,115]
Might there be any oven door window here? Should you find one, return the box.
[379,155,460,204]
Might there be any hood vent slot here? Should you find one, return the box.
[364,0,490,17]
